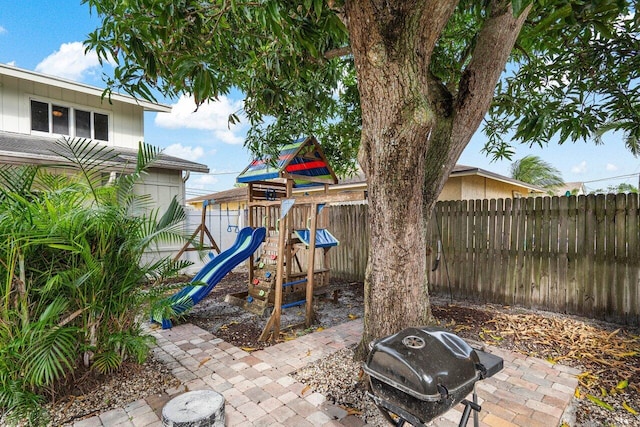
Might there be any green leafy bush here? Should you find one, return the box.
[0,138,190,425]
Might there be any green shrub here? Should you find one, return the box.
[0,138,190,425]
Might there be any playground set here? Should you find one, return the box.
[155,136,365,341]
[173,199,221,261]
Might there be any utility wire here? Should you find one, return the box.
[581,172,640,184]
[190,171,242,176]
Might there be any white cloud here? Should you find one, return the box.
[187,174,220,195]
[0,26,7,35]
[163,143,205,161]
[155,95,246,145]
[571,161,588,174]
[193,174,220,185]
[35,42,101,81]
[606,163,618,172]
[6,61,15,66]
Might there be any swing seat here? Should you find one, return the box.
[294,229,339,248]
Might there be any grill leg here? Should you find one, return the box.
[473,388,479,427]
[458,399,481,427]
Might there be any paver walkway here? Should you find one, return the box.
[72,320,579,427]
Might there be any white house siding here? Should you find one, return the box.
[110,102,145,149]
[137,168,185,212]
[0,74,21,132]
[1,65,209,273]
[0,72,145,147]
[136,168,187,264]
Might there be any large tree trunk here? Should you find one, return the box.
[344,0,530,352]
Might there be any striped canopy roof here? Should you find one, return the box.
[236,136,337,187]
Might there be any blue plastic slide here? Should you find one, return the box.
[153,226,266,329]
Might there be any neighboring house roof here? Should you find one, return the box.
[236,136,338,186]
[188,163,545,205]
[550,182,586,196]
[450,164,547,194]
[0,63,171,113]
[325,164,546,194]
[188,187,247,205]
[0,131,209,173]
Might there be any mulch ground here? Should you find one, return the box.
[182,272,640,425]
[431,300,640,425]
[42,272,638,426]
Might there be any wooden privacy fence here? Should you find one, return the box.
[326,194,640,325]
[326,204,369,282]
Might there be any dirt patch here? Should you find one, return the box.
[430,298,640,426]
[42,356,179,426]
[180,272,640,426]
[182,271,364,350]
[41,271,639,426]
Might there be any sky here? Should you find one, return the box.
[1,1,638,198]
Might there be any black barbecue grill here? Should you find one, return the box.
[363,327,503,427]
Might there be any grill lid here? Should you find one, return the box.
[363,327,481,402]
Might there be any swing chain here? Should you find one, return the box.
[226,204,239,233]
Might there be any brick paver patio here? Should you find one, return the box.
[70,319,579,426]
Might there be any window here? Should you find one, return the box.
[30,100,49,132]
[94,113,109,141]
[75,110,92,138]
[30,99,109,141]
[52,105,69,135]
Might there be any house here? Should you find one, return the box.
[0,63,208,214]
[0,63,210,261]
[438,165,547,199]
[187,163,546,210]
[187,187,248,211]
[550,182,587,196]
[308,164,547,200]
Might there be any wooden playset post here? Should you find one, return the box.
[246,184,255,285]
[305,203,319,326]
[322,203,332,288]
[258,198,291,342]
[174,199,221,260]
[285,180,294,281]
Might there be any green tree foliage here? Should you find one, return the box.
[510,155,564,187]
[591,182,639,194]
[85,0,359,176]
[485,1,640,159]
[83,0,639,346]
[84,1,639,165]
[0,138,190,425]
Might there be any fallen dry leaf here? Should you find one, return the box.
[339,405,363,416]
[623,401,638,415]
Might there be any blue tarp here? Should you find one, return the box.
[294,229,339,248]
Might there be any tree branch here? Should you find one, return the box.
[450,0,532,160]
[324,46,352,60]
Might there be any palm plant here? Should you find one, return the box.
[510,155,564,188]
[0,137,191,425]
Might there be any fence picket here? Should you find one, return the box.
[567,196,578,314]
[321,194,639,325]
[535,196,548,309]
[627,195,639,324]
[615,194,627,320]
